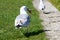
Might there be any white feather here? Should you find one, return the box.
[39,0,45,10]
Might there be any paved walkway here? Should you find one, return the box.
[33,0,60,40]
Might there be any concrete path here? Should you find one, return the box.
[33,0,60,40]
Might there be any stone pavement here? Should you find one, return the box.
[33,0,60,40]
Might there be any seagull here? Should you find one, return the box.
[15,6,31,29]
[39,0,45,12]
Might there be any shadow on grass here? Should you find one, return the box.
[24,30,50,37]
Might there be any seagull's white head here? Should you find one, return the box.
[20,6,31,14]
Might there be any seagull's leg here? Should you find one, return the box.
[26,26,29,33]
[20,28,24,36]
[15,27,18,29]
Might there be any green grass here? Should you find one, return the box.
[49,0,60,11]
[0,0,47,40]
